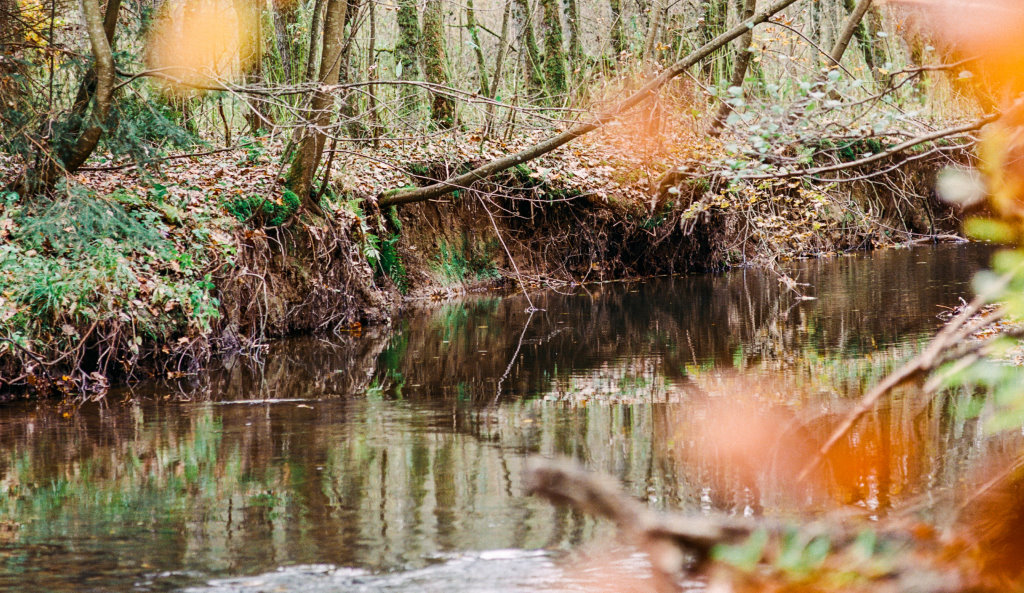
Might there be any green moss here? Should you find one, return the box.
[422,0,454,128]
[394,0,421,113]
[539,0,567,99]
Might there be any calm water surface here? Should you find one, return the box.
[0,244,1003,592]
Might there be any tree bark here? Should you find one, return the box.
[707,0,755,136]
[379,0,804,207]
[67,0,120,138]
[830,0,872,65]
[484,0,512,136]
[0,0,22,110]
[514,0,545,96]
[19,0,115,194]
[284,0,348,206]
[234,0,268,132]
[641,0,664,62]
[700,0,729,81]
[366,0,381,144]
[339,0,367,139]
[539,0,567,99]
[394,0,421,113]
[563,0,582,73]
[303,0,326,83]
[272,2,299,82]
[608,0,625,58]
[466,0,489,96]
[422,0,454,128]
[848,0,887,84]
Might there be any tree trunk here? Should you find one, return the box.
[339,0,368,139]
[233,0,269,132]
[284,0,348,206]
[380,0,803,208]
[67,0,120,138]
[563,0,582,74]
[272,2,299,82]
[846,0,887,84]
[303,0,326,83]
[708,0,755,136]
[0,0,22,111]
[466,0,489,96]
[19,0,115,194]
[608,0,625,58]
[700,0,729,82]
[539,0,567,100]
[514,0,545,96]
[367,0,381,144]
[422,0,454,128]
[394,0,421,114]
[831,0,871,65]
[484,0,512,136]
[641,0,664,63]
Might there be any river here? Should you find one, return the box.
[0,244,1001,592]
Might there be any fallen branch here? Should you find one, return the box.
[377,0,804,208]
[526,457,968,593]
[524,456,757,576]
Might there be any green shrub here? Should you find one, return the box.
[224,190,301,226]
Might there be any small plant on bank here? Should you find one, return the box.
[223,190,301,227]
[432,236,500,285]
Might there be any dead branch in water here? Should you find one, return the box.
[525,456,967,593]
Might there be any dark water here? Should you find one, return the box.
[0,244,1003,592]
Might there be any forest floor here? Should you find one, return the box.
[0,110,970,397]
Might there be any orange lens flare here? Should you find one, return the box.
[145,0,258,95]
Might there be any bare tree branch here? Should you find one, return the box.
[377,0,805,208]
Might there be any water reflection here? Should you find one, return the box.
[0,244,1008,592]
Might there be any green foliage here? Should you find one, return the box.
[343,200,407,292]
[376,231,408,293]
[17,185,167,254]
[224,190,301,227]
[0,182,229,377]
[101,92,198,168]
[432,236,500,284]
[712,528,768,571]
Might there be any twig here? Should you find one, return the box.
[476,193,538,312]
[491,309,534,405]
[796,265,1023,483]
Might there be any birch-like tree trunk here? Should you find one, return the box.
[284,0,348,206]
[466,0,489,96]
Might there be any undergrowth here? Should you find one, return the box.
[432,235,501,285]
[0,182,236,396]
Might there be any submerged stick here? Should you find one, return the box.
[524,457,755,557]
